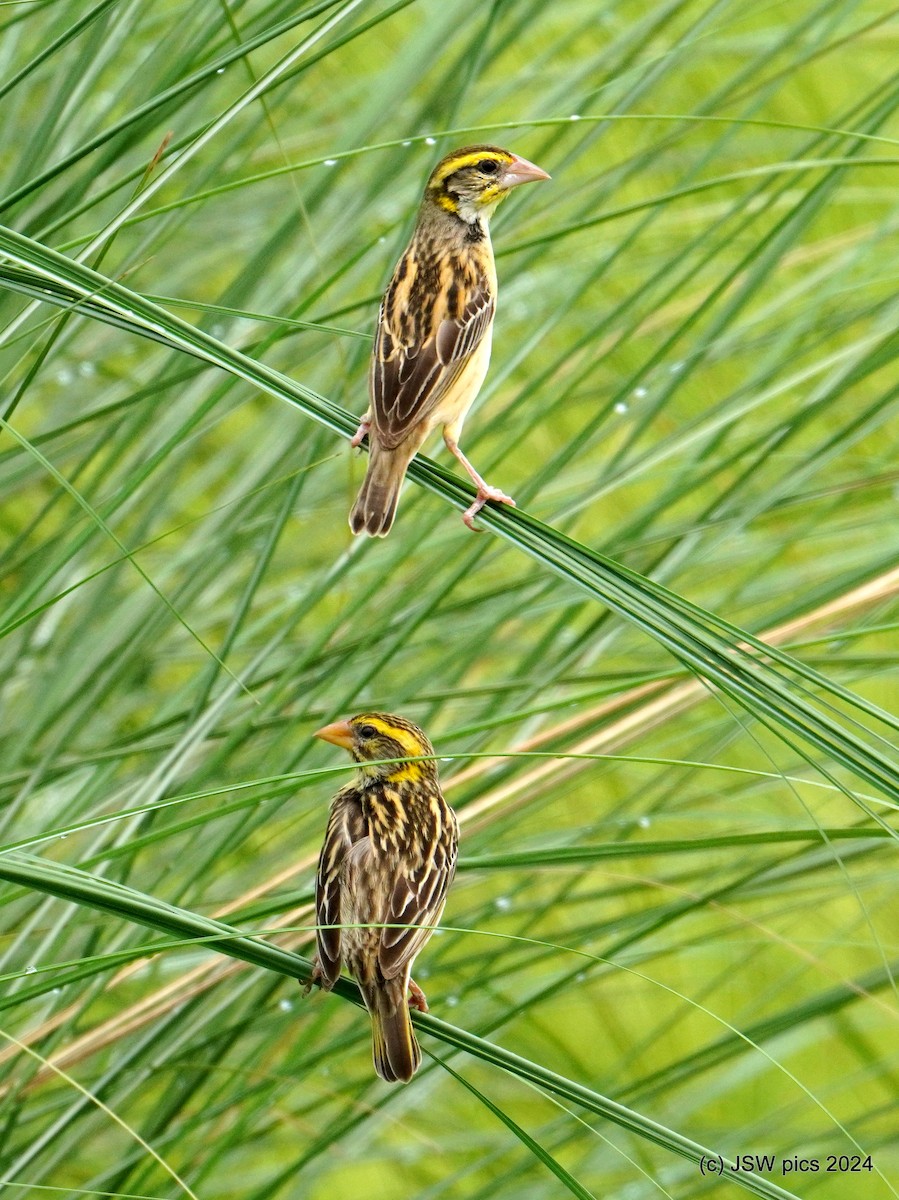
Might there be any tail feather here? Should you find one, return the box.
[349,442,413,537]
[363,980,421,1084]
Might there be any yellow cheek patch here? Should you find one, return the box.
[477,183,505,207]
[387,762,425,783]
[434,192,459,213]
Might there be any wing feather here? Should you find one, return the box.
[435,289,494,364]
[314,791,359,986]
[378,810,459,979]
[371,249,495,449]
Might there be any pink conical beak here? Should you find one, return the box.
[503,154,551,188]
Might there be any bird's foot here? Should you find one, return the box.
[408,978,430,1013]
[443,435,515,530]
[462,485,516,531]
[350,418,371,449]
[302,958,328,996]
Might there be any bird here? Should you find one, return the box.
[306,712,459,1083]
[349,144,550,537]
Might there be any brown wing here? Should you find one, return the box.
[378,807,459,980]
[370,248,495,450]
[314,789,364,986]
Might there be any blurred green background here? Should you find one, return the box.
[1,0,898,1197]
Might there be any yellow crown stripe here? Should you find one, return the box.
[358,715,425,758]
[430,149,510,186]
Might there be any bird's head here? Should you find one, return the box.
[315,712,437,784]
[425,145,550,225]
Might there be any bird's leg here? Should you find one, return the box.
[443,434,516,530]
[408,978,429,1013]
[302,957,329,996]
[350,416,371,448]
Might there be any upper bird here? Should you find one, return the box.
[349,145,550,537]
[307,712,459,1083]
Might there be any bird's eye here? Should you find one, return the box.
[357,723,378,739]
[477,158,499,174]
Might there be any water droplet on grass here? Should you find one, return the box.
[425,136,436,146]
[613,401,628,415]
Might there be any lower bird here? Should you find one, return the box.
[349,144,550,536]
[306,712,459,1083]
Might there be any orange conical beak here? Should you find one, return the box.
[504,153,551,188]
[314,719,355,751]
